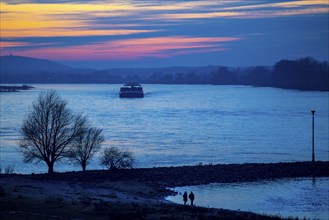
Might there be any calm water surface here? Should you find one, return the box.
[166,177,329,220]
[0,84,328,173]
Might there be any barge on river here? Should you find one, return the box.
[119,83,144,98]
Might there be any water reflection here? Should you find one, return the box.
[166,177,329,219]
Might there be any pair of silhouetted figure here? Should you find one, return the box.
[183,191,194,206]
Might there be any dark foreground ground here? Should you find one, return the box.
[1,161,328,219]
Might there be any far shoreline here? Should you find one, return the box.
[1,83,328,92]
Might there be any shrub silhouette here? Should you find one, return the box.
[100,147,134,170]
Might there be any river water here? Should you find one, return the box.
[166,177,329,220]
[0,84,328,173]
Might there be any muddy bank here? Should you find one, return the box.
[27,161,329,187]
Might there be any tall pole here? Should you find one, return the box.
[311,110,315,163]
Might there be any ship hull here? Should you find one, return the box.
[119,92,144,98]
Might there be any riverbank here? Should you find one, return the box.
[27,161,329,187]
[1,161,328,219]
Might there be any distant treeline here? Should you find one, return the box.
[1,57,328,91]
[209,57,329,91]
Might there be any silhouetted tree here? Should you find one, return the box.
[100,147,134,170]
[19,90,84,173]
[69,118,104,171]
[161,74,174,83]
[174,73,186,83]
[124,74,141,83]
[242,66,271,86]
[186,72,199,84]
[271,57,328,90]
[211,67,238,85]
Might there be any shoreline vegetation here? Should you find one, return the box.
[1,161,328,219]
[1,55,328,91]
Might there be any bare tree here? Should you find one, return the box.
[19,90,83,174]
[100,147,134,170]
[69,119,104,171]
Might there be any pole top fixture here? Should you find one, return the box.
[311,110,315,114]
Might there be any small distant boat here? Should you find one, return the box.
[119,83,144,98]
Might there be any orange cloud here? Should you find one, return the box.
[153,0,329,20]
[2,28,157,38]
[0,42,32,47]
[1,0,327,40]
[0,2,155,38]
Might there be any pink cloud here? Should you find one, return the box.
[8,36,242,61]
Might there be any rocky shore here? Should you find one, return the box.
[1,161,328,219]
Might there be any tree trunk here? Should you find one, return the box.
[47,162,54,174]
[82,163,86,171]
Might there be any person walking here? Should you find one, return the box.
[183,191,188,205]
[189,191,195,206]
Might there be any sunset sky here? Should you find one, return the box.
[1,0,328,68]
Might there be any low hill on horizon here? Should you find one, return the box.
[0,55,72,75]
